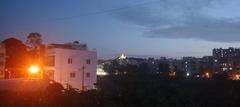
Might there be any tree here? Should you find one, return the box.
[2,38,28,78]
[26,32,43,51]
[26,32,44,65]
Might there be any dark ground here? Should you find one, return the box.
[0,75,240,107]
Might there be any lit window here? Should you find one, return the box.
[70,72,76,78]
[86,59,91,64]
[223,68,227,71]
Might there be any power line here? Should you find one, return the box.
[1,0,159,27]
[51,0,159,21]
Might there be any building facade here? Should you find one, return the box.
[213,48,240,73]
[44,42,97,91]
[181,57,198,76]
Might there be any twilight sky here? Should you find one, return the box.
[1,0,240,59]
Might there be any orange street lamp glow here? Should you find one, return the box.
[235,75,240,80]
[28,65,40,74]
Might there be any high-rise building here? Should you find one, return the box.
[213,48,240,75]
[182,57,198,76]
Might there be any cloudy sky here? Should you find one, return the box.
[1,0,240,59]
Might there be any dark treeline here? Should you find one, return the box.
[0,51,237,107]
[1,75,240,107]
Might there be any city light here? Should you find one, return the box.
[186,73,190,77]
[28,65,40,74]
[118,53,126,59]
[96,68,108,76]
[169,71,176,77]
[235,75,240,80]
[205,72,210,78]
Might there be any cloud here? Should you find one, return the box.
[110,0,240,42]
[145,19,240,42]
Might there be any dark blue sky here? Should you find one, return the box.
[1,0,240,59]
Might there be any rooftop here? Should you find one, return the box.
[47,41,88,50]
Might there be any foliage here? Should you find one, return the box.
[1,76,240,107]
[1,38,29,78]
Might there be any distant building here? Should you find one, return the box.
[213,47,240,58]
[182,57,198,76]
[213,48,240,74]
[197,56,213,78]
[44,41,97,91]
[155,57,170,75]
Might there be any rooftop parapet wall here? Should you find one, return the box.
[47,41,88,51]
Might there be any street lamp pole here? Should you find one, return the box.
[82,64,85,91]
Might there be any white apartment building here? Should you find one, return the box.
[44,41,97,91]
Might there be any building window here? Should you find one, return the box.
[45,56,55,66]
[86,72,90,78]
[68,58,73,64]
[86,59,91,64]
[70,72,76,78]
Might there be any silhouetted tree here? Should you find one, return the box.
[2,38,28,78]
[26,32,43,51]
[26,33,46,79]
[26,32,45,65]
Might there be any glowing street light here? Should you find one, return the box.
[205,72,210,78]
[235,75,240,80]
[28,65,40,74]
[169,71,176,77]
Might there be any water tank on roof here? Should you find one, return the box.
[73,41,79,44]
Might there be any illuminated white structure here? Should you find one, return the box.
[44,41,97,91]
[96,65,108,76]
[118,53,126,60]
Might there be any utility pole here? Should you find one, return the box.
[82,64,85,91]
